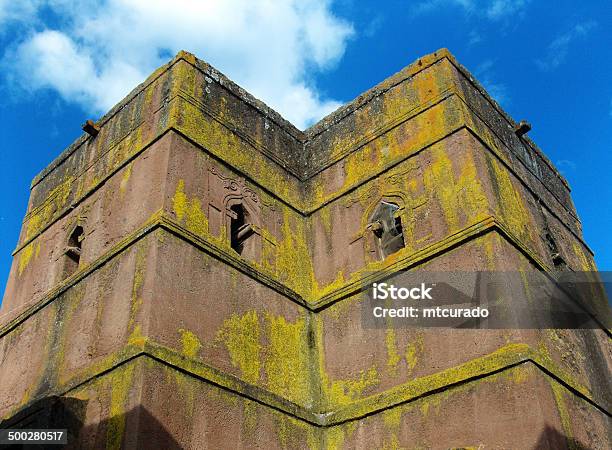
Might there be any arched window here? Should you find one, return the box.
[63,225,84,278]
[229,204,253,255]
[368,201,405,259]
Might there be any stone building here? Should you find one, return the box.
[0,49,610,448]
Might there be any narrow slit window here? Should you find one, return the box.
[544,233,558,253]
[63,226,83,278]
[544,232,566,269]
[229,204,253,255]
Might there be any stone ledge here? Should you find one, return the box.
[3,210,607,342]
[3,342,607,429]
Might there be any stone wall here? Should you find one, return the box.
[1,49,609,449]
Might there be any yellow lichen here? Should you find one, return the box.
[385,328,402,375]
[274,414,319,450]
[128,241,147,333]
[423,143,488,232]
[572,241,594,271]
[315,271,347,305]
[405,333,424,375]
[119,162,133,195]
[265,314,311,406]
[550,380,575,449]
[275,209,316,298]
[327,365,379,407]
[324,426,347,450]
[172,179,188,222]
[25,175,74,241]
[170,98,303,209]
[185,196,208,236]
[312,313,381,411]
[127,325,146,347]
[178,328,202,359]
[172,179,209,236]
[107,362,136,450]
[216,310,261,384]
[18,241,39,275]
[488,156,532,242]
[510,364,529,384]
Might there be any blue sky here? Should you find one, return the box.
[1,0,611,302]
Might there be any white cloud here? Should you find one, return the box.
[411,0,529,20]
[364,14,384,38]
[556,159,577,173]
[485,0,528,20]
[12,30,144,112]
[411,0,472,16]
[556,159,577,177]
[468,29,482,45]
[536,21,597,71]
[1,0,354,129]
[475,59,509,105]
[0,0,38,27]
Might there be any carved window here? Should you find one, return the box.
[63,226,83,278]
[544,232,566,268]
[229,204,253,255]
[368,201,405,259]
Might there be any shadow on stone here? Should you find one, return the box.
[534,424,593,450]
[0,396,182,449]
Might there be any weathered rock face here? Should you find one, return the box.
[0,49,609,449]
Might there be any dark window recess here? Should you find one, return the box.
[369,202,405,258]
[544,232,558,253]
[63,226,83,277]
[229,204,253,254]
[552,253,566,268]
[544,232,566,268]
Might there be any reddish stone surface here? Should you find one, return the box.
[0,49,609,448]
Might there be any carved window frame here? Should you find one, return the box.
[62,224,84,278]
[365,195,406,260]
